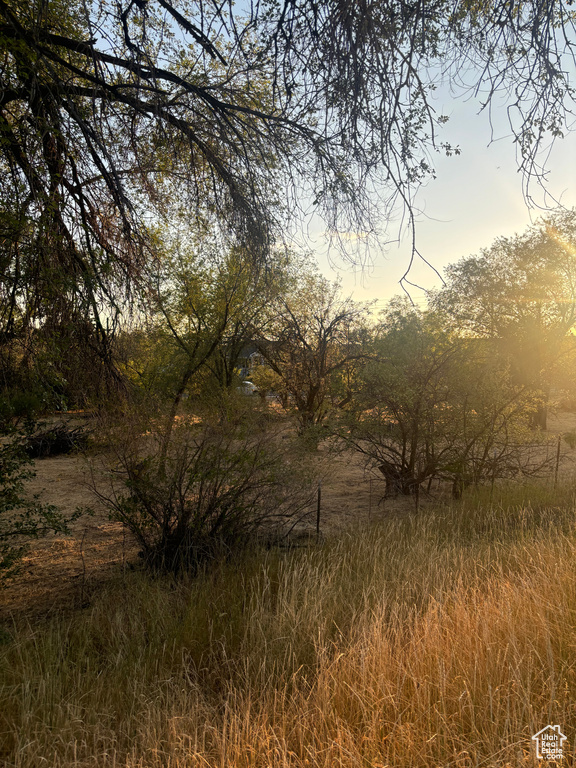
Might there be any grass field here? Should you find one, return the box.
[2,480,576,767]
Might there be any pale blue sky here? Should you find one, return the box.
[314,91,576,311]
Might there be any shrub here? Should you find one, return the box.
[0,389,42,431]
[94,415,316,571]
[22,423,90,459]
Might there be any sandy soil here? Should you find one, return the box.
[0,452,135,620]
[2,411,576,620]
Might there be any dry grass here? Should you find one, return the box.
[2,481,576,766]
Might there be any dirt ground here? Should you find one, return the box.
[2,412,576,621]
[0,448,391,620]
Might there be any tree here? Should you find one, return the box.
[343,301,551,498]
[432,212,576,429]
[0,206,121,409]
[1,0,575,332]
[117,236,281,465]
[203,250,291,392]
[255,272,370,433]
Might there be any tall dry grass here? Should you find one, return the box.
[2,481,576,767]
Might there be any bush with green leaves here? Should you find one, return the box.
[95,412,316,572]
[0,390,43,432]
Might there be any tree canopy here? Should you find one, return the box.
[433,212,576,427]
[1,0,575,265]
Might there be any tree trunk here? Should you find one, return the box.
[158,366,195,475]
[530,401,547,431]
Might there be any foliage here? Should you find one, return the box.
[0,0,574,416]
[0,237,125,410]
[435,212,576,338]
[0,0,574,346]
[94,408,316,572]
[432,211,576,428]
[0,435,73,580]
[0,390,43,431]
[121,239,286,396]
[116,239,298,469]
[342,301,553,497]
[249,363,286,402]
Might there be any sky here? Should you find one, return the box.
[312,89,576,312]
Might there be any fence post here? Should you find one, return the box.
[368,477,372,521]
[554,434,562,489]
[316,480,322,541]
[490,449,497,505]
